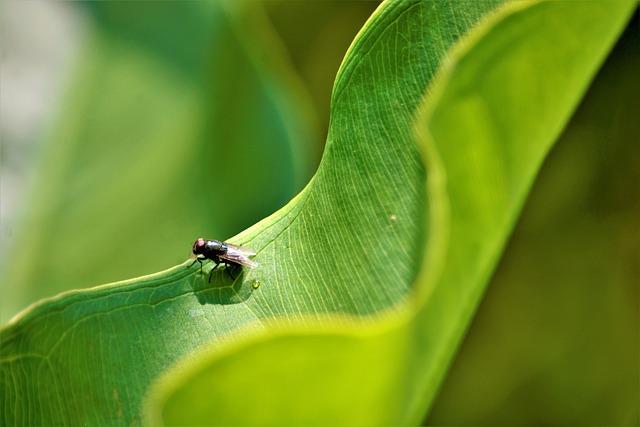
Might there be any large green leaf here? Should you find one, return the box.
[1,1,634,426]
[0,1,315,323]
[143,1,635,425]
[0,1,501,425]
[428,21,640,424]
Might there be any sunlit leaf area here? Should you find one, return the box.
[1,1,637,425]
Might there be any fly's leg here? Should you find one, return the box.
[189,257,205,275]
[208,260,221,283]
[225,263,238,280]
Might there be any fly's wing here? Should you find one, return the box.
[222,244,258,268]
[225,243,256,257]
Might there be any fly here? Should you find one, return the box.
[190,237,257,282]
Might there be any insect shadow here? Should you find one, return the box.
[189,262,254,306]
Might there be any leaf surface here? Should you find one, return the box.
[144,1,636,425]
[3,1,634,425]
[0,1,501,425]
[428,22,640,424]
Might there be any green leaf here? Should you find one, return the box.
[0,1,316,322]
[2,1,634,426]
[143,1,635,425]
[428,21,640,424]
[1,1,502,425]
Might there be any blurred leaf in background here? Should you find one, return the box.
[428,20,640,425]
[1,1,317,322]
[264,0,380,145]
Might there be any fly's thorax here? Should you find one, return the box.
[205,239,227,255]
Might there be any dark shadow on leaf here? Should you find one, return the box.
[190,264,254,305]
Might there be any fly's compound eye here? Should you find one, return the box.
[193,238,206,254]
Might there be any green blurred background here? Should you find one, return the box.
[1,1,637,424]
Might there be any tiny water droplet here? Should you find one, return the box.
[252,280,261,289]
[389,214,397,222]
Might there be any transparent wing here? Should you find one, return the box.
[225,243,256,257]
[222,244,258,268]
[219,252,258,269]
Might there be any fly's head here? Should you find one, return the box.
[192,238,206,256]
